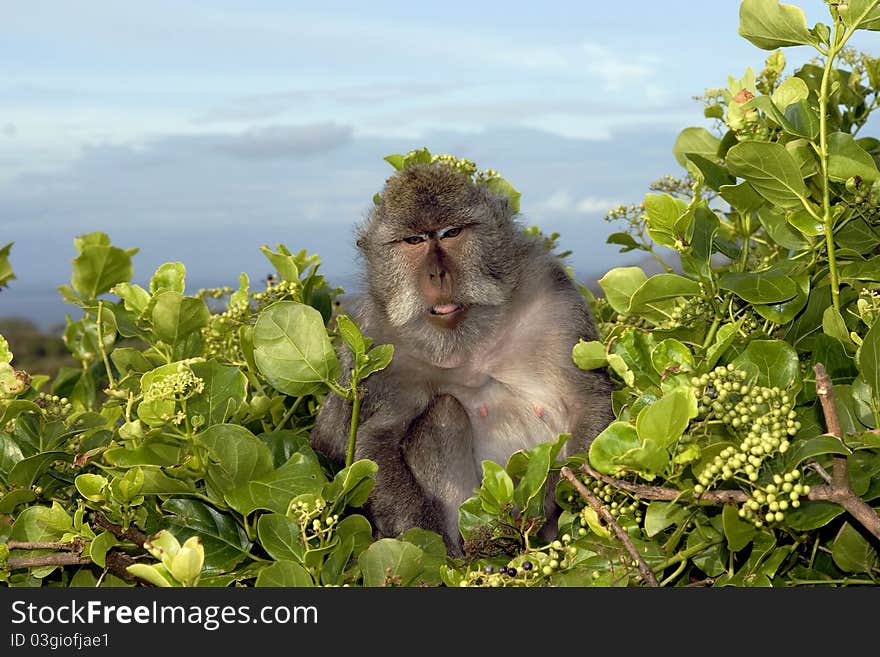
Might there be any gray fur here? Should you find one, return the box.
[311,163,614,555]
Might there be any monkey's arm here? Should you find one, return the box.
[352,405,449,543]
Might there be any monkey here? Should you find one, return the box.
[310,162,614,556]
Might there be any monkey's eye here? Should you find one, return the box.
[439,226,462,239]
[403,234,426,245]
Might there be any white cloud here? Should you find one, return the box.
[532,190,620,216]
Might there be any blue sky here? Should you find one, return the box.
[2,1,876,327]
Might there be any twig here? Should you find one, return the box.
[94,513,148,547]
[581,462,749,503]
[105,550,153,586]
[813,363,880,541]
[6,554,92,570]
[560,466,659,587]
[6,539,84,551]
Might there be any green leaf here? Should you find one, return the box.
[253,301,339,397]
[224,452,326,516]
[126,563,174,587]
[588,421,641,477]
[841,0,880,31]
[110,347,153,377]
[322,458,378,509]
[673,127,721,167]
[651,339,694,376]
[718,271,798,303]
[685,153,735,191]
[771,76,809,108]
[738,0,817,49]
[643,501,688,537]
[457,495,497,541]
[733,339,801,390]
[161,499,251,573]
[139,468,196,496]
[399,528,446,586]
[260,245,300,282]
[597,267,647,315]
[831,522,879,573]
[89,531,118,569]
[11,502,74,542]
[8,451,73,488]
[0,242,15,288]
[359,343,394,380]
[188,361,248,427]
[754,275,809,324]
[70,233,136,299]
[0,489,37,514]
[627,274,702,313]
[256,513,304,563]
[151,291,210,346]
[104,436,182,467]
[784,500,844,530]
[196,424,275,492]
[383,154,406,171]
[859,318,880,399]
[572,340,606,370]
[512,434,569,518]
[827,132,880,183]
[705,323,738,371]
[787,207,824,236]
[635,388,697,448]
[75,473,108,502]
[757,206,810,250]
[719,181,766,213]
[112,283,150,315]
[606,232,642,253]
[726,141,807,208]
[722,503,758,552]
[784,100,820,140]
[149,262,186,295]
[822,306,852,345]
[479,461,515,514]
[321,515,373,586]
[255,561,314,587]
[358,538,424,587]
[336,314,366,356]
[643,193,686,248]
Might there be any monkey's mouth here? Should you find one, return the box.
[430,303,464,317]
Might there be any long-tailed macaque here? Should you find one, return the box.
[311,163,613,554]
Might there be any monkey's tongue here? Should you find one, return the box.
[431,303,461,316]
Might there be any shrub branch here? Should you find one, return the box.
[573,364,880,543]
[812,363,880,541]
[560,466,659,586]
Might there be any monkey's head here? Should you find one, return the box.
[357,163,528,362]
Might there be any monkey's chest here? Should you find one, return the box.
[437,377,570,468]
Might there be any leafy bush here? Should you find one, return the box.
[1,0,879,587]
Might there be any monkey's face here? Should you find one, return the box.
[359,164,521,358]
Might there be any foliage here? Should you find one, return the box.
[2,0,880,588]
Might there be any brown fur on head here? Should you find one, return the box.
[356,163,535,363]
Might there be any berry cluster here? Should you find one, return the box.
[430,153,500,184]
[648,174,694,199]
[289,496,339,547]
[34,393,73,421]
[142,363,205,404]
[583,482,643,523]
[692,364,804,526]
[738,470,810,527]
[202,300,250,363]
[459,535,581,587]
[656,296,715,331]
